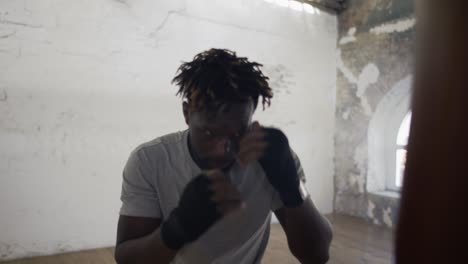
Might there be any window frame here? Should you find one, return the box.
[386,112,411,191]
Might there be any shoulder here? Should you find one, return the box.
[127,130,188,168]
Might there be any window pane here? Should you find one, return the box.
[397,112,412,145]
[396,149,407,187]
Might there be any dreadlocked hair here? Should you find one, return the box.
[172,48,273,112]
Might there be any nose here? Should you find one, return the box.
[213,136,241,160]
[213,137,231,156]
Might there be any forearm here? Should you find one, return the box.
[115,228,177,264]
[283,198,333,263]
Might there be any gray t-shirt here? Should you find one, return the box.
[119,130,304,264]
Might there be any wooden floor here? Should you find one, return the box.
[1,214,393,264]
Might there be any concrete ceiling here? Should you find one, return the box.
[305,0,347,13]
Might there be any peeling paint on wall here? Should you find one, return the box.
[370,18,416,35]
[339,27,356,45]
[336,49,358,84]
[359,97,373,116]
[342,108,350,120]
[353,143,367,174]
[357,63,379,97]
[337,52,379,117]
[367,200,376,219]
[383,207,393,228]
[335,0,415,228]
[373,217,380,225]
[349,173,365,193]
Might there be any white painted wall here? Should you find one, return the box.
[0,0,336,260]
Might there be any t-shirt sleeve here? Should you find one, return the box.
[119,148,162,218]
[271,148,306,211]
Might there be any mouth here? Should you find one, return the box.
[208,159,235,170]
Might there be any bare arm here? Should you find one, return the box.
[275,198,333,264]
[115,171,242,264]
[237,123,332,262]
[114,215,177,264]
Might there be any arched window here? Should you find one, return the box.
[367,75,412,195]
[395,112,412,188]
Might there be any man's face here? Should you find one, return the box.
[184,100,255,170]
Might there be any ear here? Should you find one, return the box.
[182,101,190,125]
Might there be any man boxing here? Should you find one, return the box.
[114,49,332,264]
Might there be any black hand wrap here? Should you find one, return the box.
[160,174,221,250]
[259,128,304,208]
